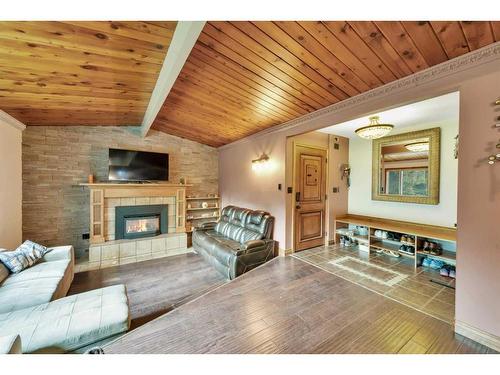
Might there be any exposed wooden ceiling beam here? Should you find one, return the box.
[141,21,205,137]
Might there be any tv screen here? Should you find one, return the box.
[108,149,169,182]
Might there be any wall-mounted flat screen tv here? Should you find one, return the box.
[108,148,169,182]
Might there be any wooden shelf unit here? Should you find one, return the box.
[335,214,457,269]
[185,196,220,233]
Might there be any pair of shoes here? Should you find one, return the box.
[429,259,445,270]
[422,257,432,267]
[401,235,414,244]
[440,265,456,278]
[399,244,415,254]
[422,241,442,255]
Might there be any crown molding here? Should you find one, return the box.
[219,41,500,150]
[0,110,26,131]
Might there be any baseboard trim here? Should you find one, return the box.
[455,320,500,352]
[278,248,293,257]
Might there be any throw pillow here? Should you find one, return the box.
[0,241,50,274]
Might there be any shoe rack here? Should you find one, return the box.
[335,214,457,270]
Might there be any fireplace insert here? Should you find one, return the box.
[115,204,168,240]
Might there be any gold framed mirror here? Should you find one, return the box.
[372,127,440,205]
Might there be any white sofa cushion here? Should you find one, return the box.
[0,285,130,353]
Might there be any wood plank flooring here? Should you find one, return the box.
[68,253,227,329]
[104,256,495,354]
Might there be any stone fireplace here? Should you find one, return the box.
[115,204,168,240]
[76,183,190,273]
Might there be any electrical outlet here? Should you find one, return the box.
[82,233,90,240]
[334,143,340,150]
[287,187,293,193]
[332,187,339,193]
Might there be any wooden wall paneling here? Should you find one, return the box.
[201,23,326,110]
[192,43,310,117]
[196,34,316,114]
[214,21,341,106]
[298,21,384,89]
[321,21,397,84]
[430,21,470,59]
[231,21,346,103]
[460,21,495,50]
[491,22,500,41]
[373,21,429,73]
[187,48,303,119]
[0,21,174,126]
[272,21,367,94]
[347,21,413,78]
[180,61,291,123]
[400,22,448,65]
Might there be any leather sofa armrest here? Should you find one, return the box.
[195,221,217,231]
[240,239,267,254]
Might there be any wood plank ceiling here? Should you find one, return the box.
[0,21,176,125]
[152,21,500,147]
[0,21,499,147]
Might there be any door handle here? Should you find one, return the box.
[295,191,301,202]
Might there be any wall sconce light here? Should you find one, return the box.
[252,153,270,171]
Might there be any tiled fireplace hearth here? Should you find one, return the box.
[76,183,191,273]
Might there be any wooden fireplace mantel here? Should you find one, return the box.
[80,182,190,244]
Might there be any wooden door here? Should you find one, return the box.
[294,145,327,252]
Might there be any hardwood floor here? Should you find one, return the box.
[68,253,227,329]
[104,256,495,354]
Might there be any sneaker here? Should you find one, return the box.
[430,259,445,270]
[440,267,449,277]
[449,267,456,278]
[422,257,432,267]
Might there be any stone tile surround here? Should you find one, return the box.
[76,232,190,273]
[104,195,177,241]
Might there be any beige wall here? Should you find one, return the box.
[0,114,24,249]
[218,48,500,342]
[456,70,500,338]
[328,135,350,243]
[23,126,218,257]
[348,120,459,227]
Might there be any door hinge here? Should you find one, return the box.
[325,194,328,200]
[325,158,328,163]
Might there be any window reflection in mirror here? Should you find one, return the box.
[379,137,430,197]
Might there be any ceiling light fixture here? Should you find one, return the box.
[405,142,429,152]
[355,116,394,140]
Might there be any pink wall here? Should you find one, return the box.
[456,70,500,337]
[219,132,287,246]
[218,48,500,341]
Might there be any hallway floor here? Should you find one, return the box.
[293,244,455,324]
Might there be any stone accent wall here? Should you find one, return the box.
[22,126,218,257]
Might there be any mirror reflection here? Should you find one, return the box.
[378,137,430,197]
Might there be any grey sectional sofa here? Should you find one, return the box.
[0,245,130,353]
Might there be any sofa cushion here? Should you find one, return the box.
[0,241,50,274]
[0,277,66,314]
[0,284,130,353]
[1,259,70,286]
